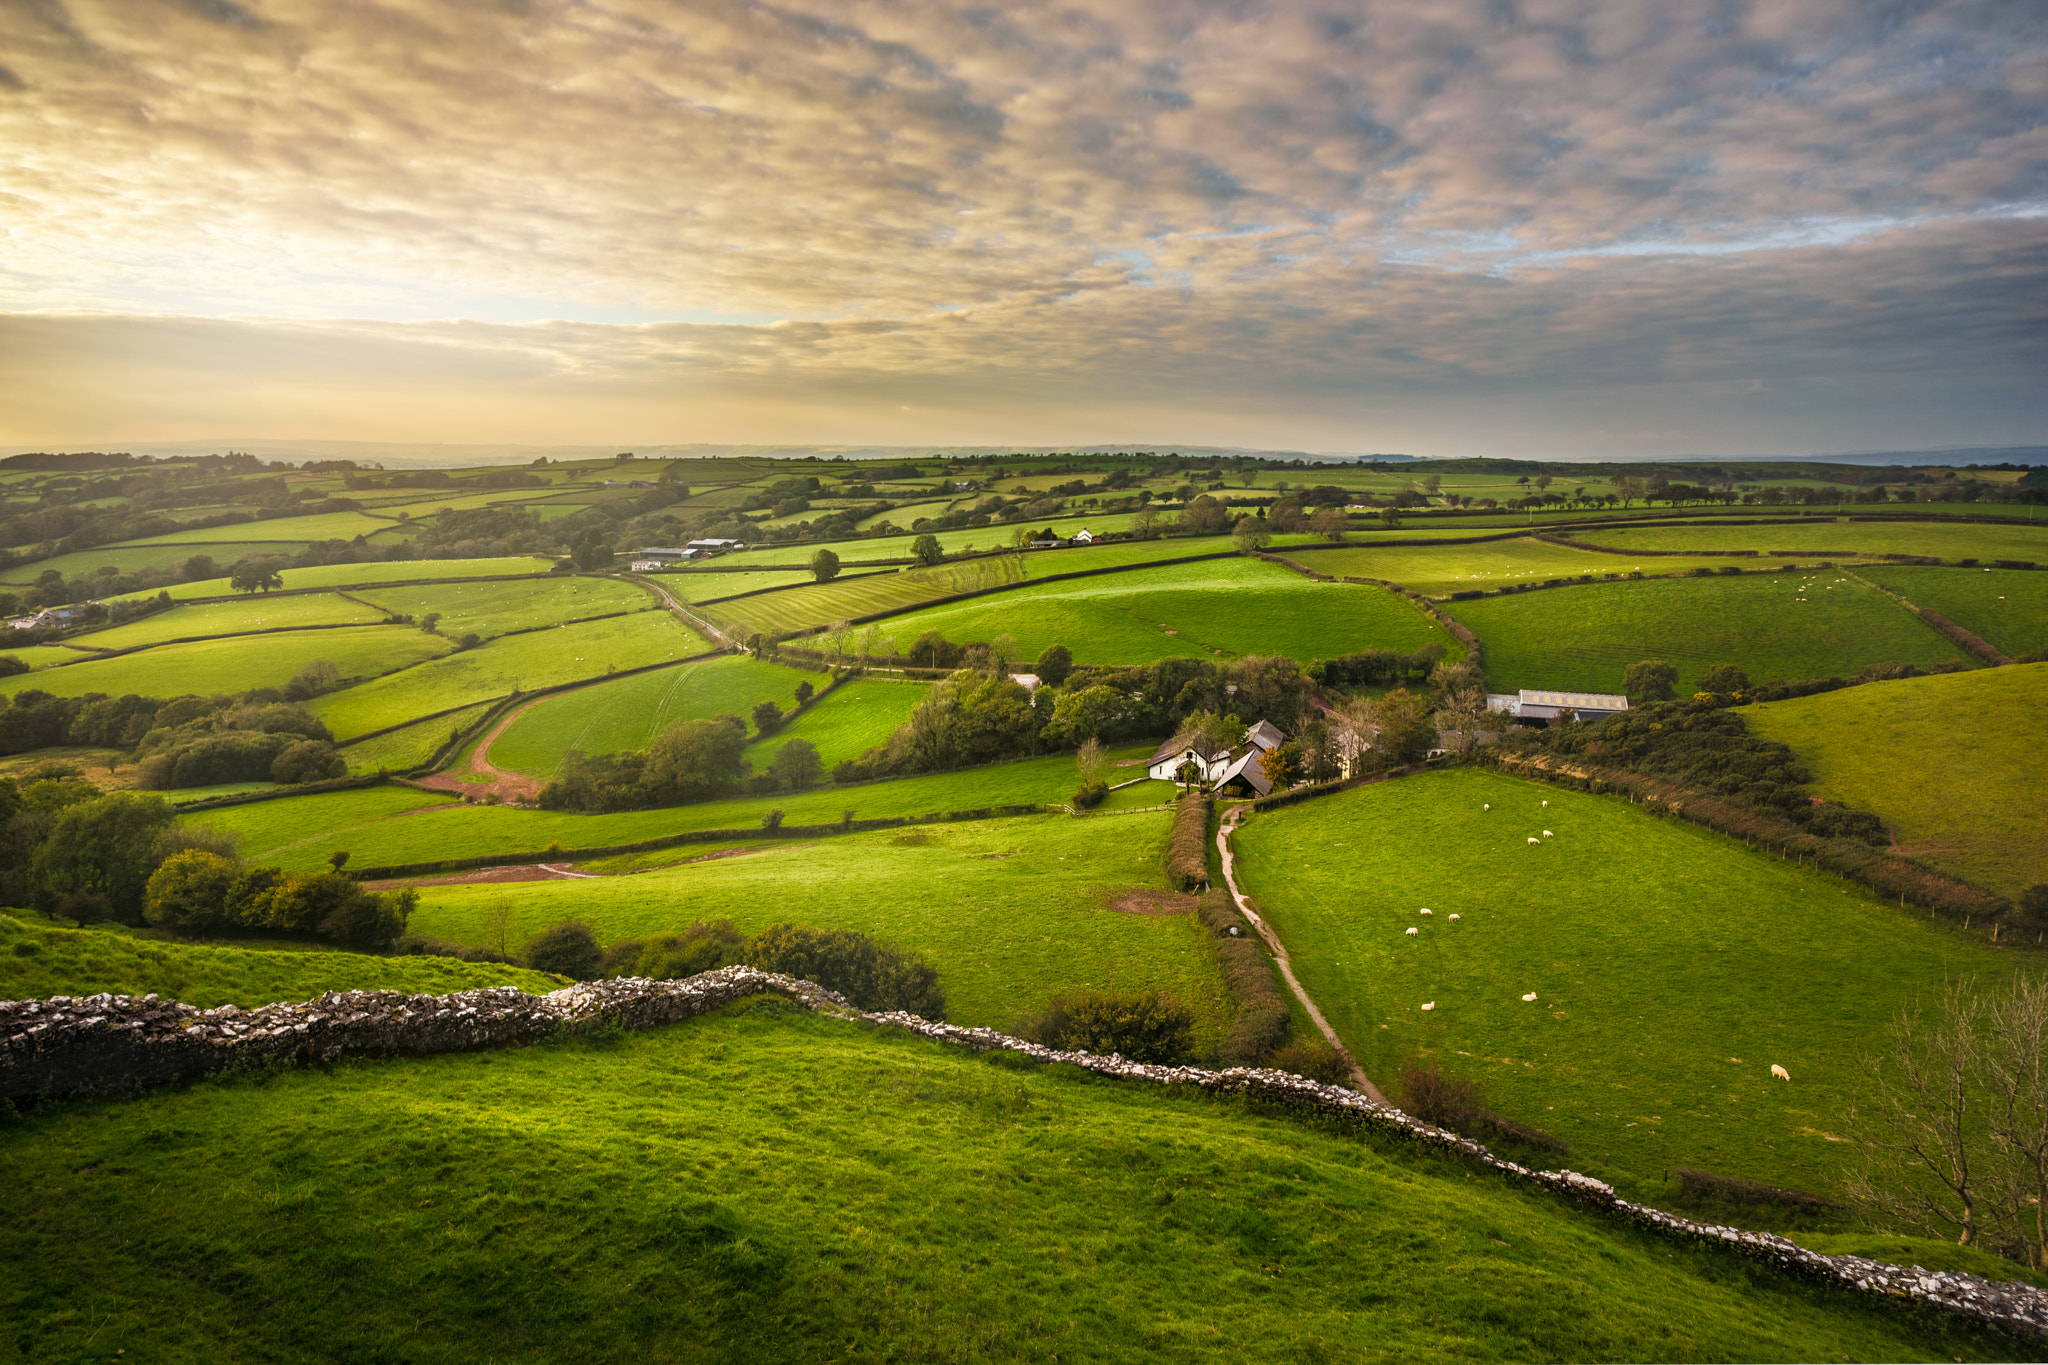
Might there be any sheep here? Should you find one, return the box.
[1771,1064,1790,1081]
[1542,800,1548,807]
[1406,927,1419,936]
[1420,908,1433,916]
[1483,803,1490,810]
[1448,913,1461,921]
[1542,829,1553,837]
[1527,837,1540,844]
[1522,992,1538,1002]
[1420,1002,1436,1011]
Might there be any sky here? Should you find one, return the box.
[1,0,2044,459]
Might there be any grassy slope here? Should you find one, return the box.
[1863,565,2048,658]
[490,655,821,778]
[0,914,555,1007]
[340,702,498,775]
[66,592,381,649]
[340,576,654,639]
[108,557,559,604]
[0,541,313,586]
[1742,665,2048,898]
[0,626,454,701]
[1297,537,1770,593]
[869,558,1458,664]
[707,557,1028,636]
[198,786,459,865]
[1579,520,2048,561]
[656,569,816,601]
[108,509,402,545]
[1445,572,1973,694]
[747,678,929,769]
[0,645,106,671]
[407,813,1226,1037]
[0,1008,2012,1364]
[1231,768,2036,1199]
[306,613,709,739]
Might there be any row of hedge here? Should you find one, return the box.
[1194,891,1290,1063]
[1919,607,2013,665]
[1163,791,1211,891]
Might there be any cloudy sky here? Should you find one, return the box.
[3,0,2044,458]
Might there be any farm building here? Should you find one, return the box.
[1072,528,1095,543]
[8,605,92,630]
[636,546,692,562]
[686,538,745,555]
[1147,719,1289,788]
[1487,689,1630,722]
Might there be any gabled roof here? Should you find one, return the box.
[1148,735,1227,766]
[1517,689,1629,711]
[1216,749,1275,796]
[1245,719,1286,750]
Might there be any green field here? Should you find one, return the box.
[0,644,109,671]
[1861,566,2048,658]
[109,508,404,545]
[0,541,314,586]
[2,1009,2007,1363]
[307,613,711,740]
[339,575,654,640]
[106,557,559,604]
[1231,768,2035,1198]
[69,592,382,650]
[747,679,930,770]
[1445,572,1974,694]
[1578,520,2048,562]
[491,656,822,778]
[1743,665,2048,898]
[1293,537,1783,594]
[409,813,1224,1037]
[704,557,1030,636]
[0,625,454,701]
[341,702,498,774]
[870,558,1459,664]
[653,569,816,602]
[197,785,459,864]
[0,913,554,1008]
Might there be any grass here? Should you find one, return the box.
[0,645,109,670]
[0,913,555,1007]
[1444,572,1974,694]
[491,656,823,778]
[1742,664,2048,898]
[67,592,381,650]
[705,557,1029,636]
[870,558,1460,664]
[0,626,454,702]
[108,509,403,545]
[201,755,1114,871]
[409,812,1226,1037]
[340,576,655,640]
[1294,537,1786,594]
[0,541,313,586]
[1578,520,2048,561]
[306,613,711,740]
[0,1006,2018,1362]
[1861,566,2048,658]
[1230,767,2038,1199]
[653,569,817,601]
[747,679,929,770]
[103,557,560,604]
[341,702,499,774]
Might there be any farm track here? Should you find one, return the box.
[411,694,557,803]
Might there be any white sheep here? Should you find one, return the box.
[1542,800,1549,807]
[1542,829,1553,837]
[1522,992,1538,1002]
[1420,1002,1435,1011]
[1406,927,1419,936]
[1420,908,1433,916]
[1771,1064,1790,1081]
[1483,803,1490,810]
[1448,913,1461,921]
[1528,837,1540,844]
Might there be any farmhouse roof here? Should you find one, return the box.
[1215,749,1275,796]
[1148,735,1227,766]
[1245,719,1286,751]
[1517,689,1629,712]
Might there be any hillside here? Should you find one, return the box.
[0,1003,2019,1363]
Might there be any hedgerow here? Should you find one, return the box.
[1164,791,1211,891]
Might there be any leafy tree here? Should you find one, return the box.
[33,792,177,923]
[1231,517,1273,554]
[1697,663,1752,697]
[181,554,217,581]
[1363,688,1435,766]
[271,738,346,784]
[1034,643,1073,687]
[526,920,603,979]
[1180,494,1229,536]
[143,849,241,933]
[1623,660,1680,702]
[769,738,824,791]
[1309,507,1349,541]
[910,533,945,567]
[1379,507,1402,529]
[794,680,815,705]
[640,715,748,803]
[751,700,784,735]
[1040,684,1128,746]
[1257,741,1299,790]
[228,558,284,594]
[419,612,443,635]
[284,659,339,701]
[808,547,841,582]
[571,533,614,571]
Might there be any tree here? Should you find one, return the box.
[1180,494,1229,536]
[271,739,345,784]
[228,558,284,594]
[526,920,603,979]
[1258,742,1298,790]
[328,850,350,871]
[769,739,824,791]
[910,533,945,567]
[33,792,177,923]
[1379,507,1402,529]
[572,534,614,571]
[1075,736,1107,785]
[1231,518,1274,554]
[640,716,749,803]
[419,612,443,635]
[1623,660,1680,702]
[794,680,815,706]
[1035,643,1073,688]
[1309,507,1349,542]
[750,700,784,736]
[2020,885,2048,933]
[1697,664,1751,697]
[989,633,1019,675]
[284,659,339,702]
[143,849,242,933]
[1354,688,1435,766]
[1434,685,1491,757]
[181,554,217,582]
[808,547,841,582]
[1041,684,1129,746]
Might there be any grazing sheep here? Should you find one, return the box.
[1448,913,1461,921]
[1528,837,1540,844]
[1406,927,1419,936]
[1420,908,1433,916]
[1483,803,1490,810]
[1421,1002,1436,1011]
[1771,1064,1791,1081]
[1522,992,1538,1002]
[1542,829,1553,837]
[1542,800,1548,807]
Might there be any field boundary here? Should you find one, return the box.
[1844,569,2015,666]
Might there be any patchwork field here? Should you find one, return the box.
[870,558,1459,664]
[746,678,929,770]
[0,644,111,671]
[2,1010,2003,1364]
[0,540,314,585]
[1293,537,1768,593]
[340,701,498,775]
[491,655,823,778]
[68,592,383,649]
[702,556,1029,636]
[0,625,453,701]
[306,612,711,740]
[1231,767,2036,1198]
[1578,519,2048,562]
[652,569,817,602]
[1743,664,2048,898]
[1444,571,1973,694]
[108,508,405,545]
[106,557,559,603]
[339,575,655,639]
[1861,565,2048,658]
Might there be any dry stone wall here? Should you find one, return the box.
[5,972,2047,1344]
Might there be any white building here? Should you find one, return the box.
[1071,527,1095,543]
[1486,689,1630,722]
[1146,719,1288,787]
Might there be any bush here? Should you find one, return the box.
[602,920,746,980]
[1400,1064,1480,1131]
[270,738,347,785]
[2018,885,2048,930]
[744,923,945,1018]
[1806,803,1888,846]
[1035,643,1073,688]
[1268,1039,1349,1084]
[1019,990,1195,1064]
[0,656,27,678]
[1671,1167,1839,1212]
[393,933,514,964]
[1164,791,1210,891]
[1196,893,1290,1063]
[526,920,603,979]
[1070,779,1108,809]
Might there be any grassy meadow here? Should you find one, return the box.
[491,655,822,778]
[0,625,453,701]
[1578,520,2048,561]
[1861,565,2048,658]
[1743,664,2048,898]
[868,558,1458,664]
[0,645,111,671]
[747,678,929,769]
[108,557,559,604]
[69,592,383,649]
[1445,571,1973,694]
[704,556,1029,636]
[341,575,654,639]
[0,913,555,1007]
[2,1009,2009,1364]
[340,702,498,774]
[1295,537,1765,593]
[1230,767,2038,1199]
[108,508,406,545]
[0,541,313,586]
[653,568,818,601]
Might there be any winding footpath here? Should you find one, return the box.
[1214,805,1385,1104]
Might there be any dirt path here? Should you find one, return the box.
[411,695,553,804]
[627,573,742,650]
[1215,805,1386,1103]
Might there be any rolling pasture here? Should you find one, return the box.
[67,592,383,650]
[746,678,929,769]
[702,556,1029,636]
[306,612,710,740]
[1231,767,2035,1198]
[651,569,817,602]
[340,575,654,639]
[340,701,498,774]
[1445,571,1973,694]
[0,625,452,701]
[107,508,406,546]
[2,1014,1999,1364]
[870,558,1458,664]
[0,540,314,585]
[490,656,822,778]
[0,645,110,671]
[1861,565,2048,658]
[1743,665,2048,898]
[1294,536,1764,594]
[1577,519,2048,562]
[107,557,558,603]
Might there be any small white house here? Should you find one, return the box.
[1147,719,1289,787]
[1071,527,1095,544]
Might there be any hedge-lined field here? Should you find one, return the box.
[1743,665,2048,898]
[68,592,381,650]
[1579,520,2048,561]
[107,508,405,546]
[1444,572,1972,694]
[0,625,454,701]
[0,540,315,586]
[1296,537,1774,594]
[1862,566,2048,659]
[0,913,554,1007]
[491,656,821,778]
[869,558,1458,664]
[653,569,816,602]
[105,556,560,604]
[408,812,1220,1037]
[1231,767,2036,1199]
[5,1011,2002,1363]
[0,645,108,671]
[703,557,1029,636]
[746,679,929,769]
[200,785,458,863]
[342,701,498,775]
[306,613,710,740]
[340,575,654,640]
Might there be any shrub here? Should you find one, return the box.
[1400,1064,1480,1131]
[1196,893,1290,1063]
[1806,803,1888,846]
[270,738,347,785]
[744,923,945,1018]
[1034,643,1073,687]
[142,849,242,933]
[751,700,784,736]
[2018,885,2048,931]
[393,933,514,965]
[526,920,603,979]
[1070,779,1108,809]
[1019,990,1194,1064]
[1671,1167,1839,1212]
[602,921,746,980]
[0,656,27,678]
[1268,1039,1349,1084]
[1164,791,1210,891]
